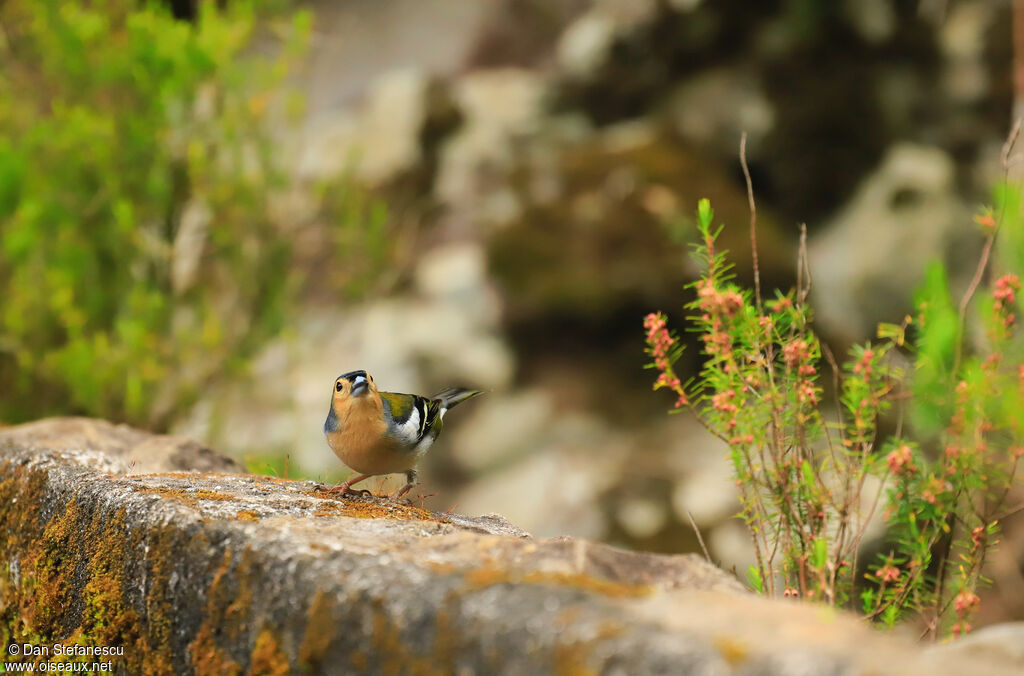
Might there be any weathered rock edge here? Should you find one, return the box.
[0,418,1015,675]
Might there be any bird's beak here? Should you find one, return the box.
[351,375,369,397]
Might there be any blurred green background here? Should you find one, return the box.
[1,0,1021,625]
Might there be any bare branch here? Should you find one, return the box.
[740,132,762,308]
[686,510,713,564]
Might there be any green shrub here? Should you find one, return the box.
[645,196,1023,637]
[0,0,310,427]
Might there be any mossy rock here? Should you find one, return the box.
[0,419,1016,674]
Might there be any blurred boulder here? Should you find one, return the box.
[615,495,669,540]
[435,68,547,216]
[450,389,554,473]
[708,519,757,574]
[487,119,793,327]
[299,68,430,185]
[939,1,998,105]
[671,461,736,530]
[452,411,629,540]
[809,143,974,341]
[841,0,897,44]
[556,0,660,80]
[667,67,775,158]
[0,417,243,474]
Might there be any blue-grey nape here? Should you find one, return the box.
[324,404,340,434]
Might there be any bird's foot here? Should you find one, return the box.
[316,473,373,497]
[317,483,371,497]
[388,483,416,503]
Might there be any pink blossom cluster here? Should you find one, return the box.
[852,348,875,377]
[886,444,916,476]
[920,475,949,505]
[992,274,1020,333]
[875,562,900,584]
[644,312,688,409]
[695,278,743,317]
[645,313,673,370]
[952,589,980,636]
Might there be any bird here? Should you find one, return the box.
[321,369,482,499]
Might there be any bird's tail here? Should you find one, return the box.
[432,387,483,412]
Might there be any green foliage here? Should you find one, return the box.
[911,263,958,435]
[320,177,394,299]
[0,1,310,426]
[645,196,1023,638]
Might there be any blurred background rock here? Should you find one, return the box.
[1,0,1021,623]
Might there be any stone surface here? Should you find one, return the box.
[0,417,244,474]
[1,418,1021,674]
[928,621,1024,665]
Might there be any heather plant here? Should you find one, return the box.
[645,196,1023,637]
[0,1,310,426]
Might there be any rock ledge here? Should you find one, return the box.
[0,418,1016,675]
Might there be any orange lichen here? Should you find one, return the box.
[349,651,369,671]
[463,567,652,598]
[426,562,457,575]
[554,622,622,676]
[297,592,336,671]
[304,492,439,522]
[189,550,244,675]
[714,636,749,665]
[133,486,236,507]
[247,629,289,676]
[0,463,180,674]
[78,509,144,651]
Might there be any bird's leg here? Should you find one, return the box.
[323,473,373,496]
[389,469,418,501]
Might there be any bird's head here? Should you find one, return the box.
[332,369,378,411]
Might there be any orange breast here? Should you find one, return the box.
[326,400,415,475]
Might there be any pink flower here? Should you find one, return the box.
[993,274,1019,306]
[711,389,738,414]
[974,208,996,232]
[783,339,809,368]
[876,563,900,584]
[953,622,973,637]
[886,444,916,476]
[852,349,875,376]
[954,590,980,614]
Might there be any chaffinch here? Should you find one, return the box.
[321,370,481,499]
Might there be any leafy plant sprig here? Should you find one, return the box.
[645,196,1023,637]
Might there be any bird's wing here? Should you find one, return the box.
[431,388,483,412]
[380,391,437,447]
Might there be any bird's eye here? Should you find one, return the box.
[336,381,344,392]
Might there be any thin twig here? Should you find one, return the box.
[931,513,958,641]
[954,118,1023,374]
[687,510,713,564]
[740,132,762,308]
[797,223,812,305]
[953,233,996,375]
[995,499,1024,522]
[1000,117,1023,168]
